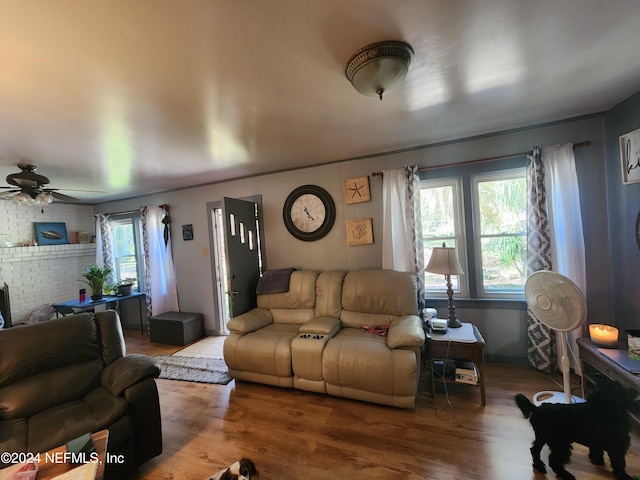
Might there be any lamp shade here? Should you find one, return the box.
[345,41,414,100]
[425,246,464,275]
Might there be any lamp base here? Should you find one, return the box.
[448,317,462,328]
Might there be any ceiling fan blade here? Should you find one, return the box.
[0,189,19,197]
[43,187,108,193]
[50,191,80,202]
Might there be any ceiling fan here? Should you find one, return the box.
[0,164,81,205]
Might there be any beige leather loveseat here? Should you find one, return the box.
[223,268,424,408]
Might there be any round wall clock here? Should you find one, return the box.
[283,185,336,241]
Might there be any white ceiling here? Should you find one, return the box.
[1,1,639,203]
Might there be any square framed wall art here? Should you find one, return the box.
[346,218,374,246]
[343,176,371,204]
[34,222,69,246]
[619,127,640,184]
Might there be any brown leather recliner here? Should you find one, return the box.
[0,310,162,479]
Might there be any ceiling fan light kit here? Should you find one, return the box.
[10,191,53,207]
[1,164,79,206]
[345,40,414,100]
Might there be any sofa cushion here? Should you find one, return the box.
[0,314,100,389]
[387,316,425,349]
[323,328,420,398]
[257,271,318,320]
[340,269,418,328]
[0,360,103,419]
[27,387,128,454]
[94,311,126,365]
[0,419,27,464]
[268,308,315,325]
[224,324,300,377]
[315,270,345,318]
[227,308,273,334]
[298,316,341,336]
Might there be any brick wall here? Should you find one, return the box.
[0,202,96,324]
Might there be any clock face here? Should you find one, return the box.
[283,185,336,241]
[290,194,327,233]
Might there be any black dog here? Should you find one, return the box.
[515,381,638,480]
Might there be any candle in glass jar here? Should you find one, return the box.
[589,324,619,347]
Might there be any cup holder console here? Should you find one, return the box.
[299,333,325,340]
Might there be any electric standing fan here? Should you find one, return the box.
[525,270,586,405]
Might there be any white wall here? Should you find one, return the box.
[0,202,96,323]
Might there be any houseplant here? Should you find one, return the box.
[81,264,113,301]
[117,278,136,296]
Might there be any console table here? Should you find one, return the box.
[576,336,640,395]
[52,292,146,334]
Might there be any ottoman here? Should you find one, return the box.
[149,311,203,345]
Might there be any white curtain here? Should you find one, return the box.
[381,166,425,309]
[543,144,587,374]
[144,206,179,316]
[382,169,413,271]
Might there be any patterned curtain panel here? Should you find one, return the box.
[140,206,152,318]
[526,147,556,372]
[95,213,117,285]
[405,165,426,311]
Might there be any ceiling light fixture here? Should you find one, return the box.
[345,40,414,100]
[10,191,53,207]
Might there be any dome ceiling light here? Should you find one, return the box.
[345,40,414,101]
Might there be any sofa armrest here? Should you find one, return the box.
[101,354,160,396]
[299,316,341,337]
[226,308,273,334]
[387,315,425,349]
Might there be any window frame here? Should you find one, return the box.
[110,214,145,292]
[471,167,527,299]
[420,177,467,298]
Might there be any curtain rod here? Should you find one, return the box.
[94,204,169,217]
[371,140,591,177]
[94,209,139,217]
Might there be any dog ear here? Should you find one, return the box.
[219,469,236,480]
[238,458,258,477]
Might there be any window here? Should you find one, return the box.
[111,215,144,292]
[473,169,526,296]
[420,164,527,299]
[420,178,466,296]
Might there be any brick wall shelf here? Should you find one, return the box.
[0,243,96,263]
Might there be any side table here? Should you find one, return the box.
[424,323,486,405]
[37,430,108,480]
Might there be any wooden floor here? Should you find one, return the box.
[124,330,640,480]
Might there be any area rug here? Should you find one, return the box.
[155,355,232,385]
[173,336,225,358]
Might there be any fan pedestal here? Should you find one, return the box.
[533,391,585,405]
[532,331,585,405]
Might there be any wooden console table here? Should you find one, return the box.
[424,323,486,405]
[576,337,640,395]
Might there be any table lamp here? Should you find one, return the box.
[426,243,464,328]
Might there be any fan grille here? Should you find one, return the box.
[525,271,586,331]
